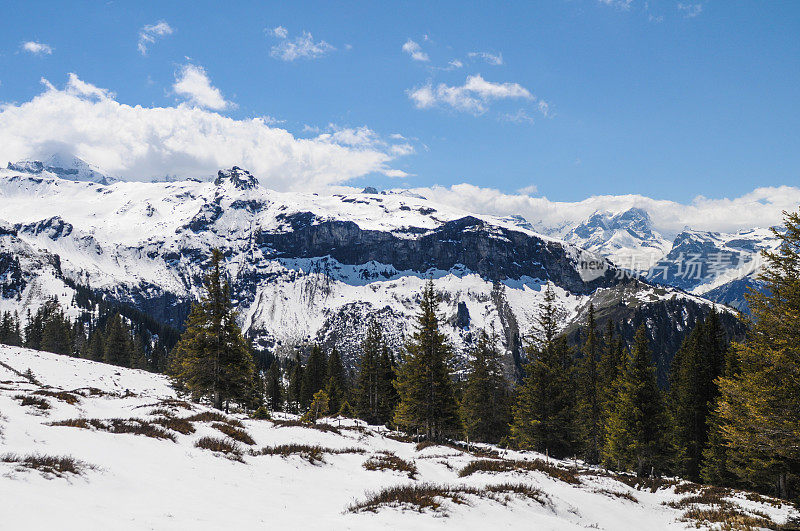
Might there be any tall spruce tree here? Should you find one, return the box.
[604,325,667,476]
[325,347,346,414]
[287,353,304,413]
[376,344,399,424]
[578,304,603,464]
[713,209,800,499]
[511,285,578,458]
[300,344,327,409]
[265,358,284,411]
[169,249,255,411]
[701,345,741,487]
[394,280,459,440]
[104,313,132,367]
[355,320,383,423]
[668,312,728,482]
[460,330,510,444]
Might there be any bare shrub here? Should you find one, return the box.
[212,422,255,445]
[13,394,51,410]
[195,436,243,460]
[152,416,195,435]
[1,453,95,477]
[185,411,244,428]
[33,390,81,405]
[363,452,418,479]
[252,444,365,464]
[458,458,580,485]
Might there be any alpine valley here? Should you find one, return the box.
[0,158,774,381]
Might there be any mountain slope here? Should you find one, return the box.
[1,345,795,530]
[0,167,733,374]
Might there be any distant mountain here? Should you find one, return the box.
[7,154,113,185]
[0,165,736,382]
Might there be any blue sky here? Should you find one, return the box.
[0,1,798,203]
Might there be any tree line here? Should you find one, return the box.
[2,211,798,501]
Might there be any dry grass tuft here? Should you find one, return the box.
[49,417,176,441]
[252,444,365,464]
[1,453,95,477]
[681,506,776,530]
[184,411,244,428]
[33,390,81,405]
[195,436,243,460]
[271,418,341,435]
[363,452,418,479]
[458,458,581,485]
[152,416,195,435]
[13,394,51,410]
[594,488,639,503]
[347,482,550,514]
[611,474,679,493]
[212,422,255,445]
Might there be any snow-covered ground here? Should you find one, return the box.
[0,345,795,530]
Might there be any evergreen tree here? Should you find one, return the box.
[265,358,284,411]
[300,344,327,409]
[325,347,346,414]
[376,344,399,424]
[86,328,105,362]
[302,389,330,424]
[104,313,132,367]
[287,353,304,413]
[394,279,459,441]
[604,325,667,476]
[460,330,510,444]
[150,339,168,373]
[714,209,800,499]
[511,285,578,458]
[578,304,603,464]
[169,249,255,411]
[355,320,382,424]
[701,346,740,487]
[0,311,22,346]
[668,312,728,482]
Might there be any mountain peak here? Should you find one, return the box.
[214,166,259,190]
[7,154,112,185]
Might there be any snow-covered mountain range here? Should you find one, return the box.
[0,160,743,381]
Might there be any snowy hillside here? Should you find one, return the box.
[0,166,728,373]
[1,345,796,530]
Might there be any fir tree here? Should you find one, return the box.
[394,279,459,441]
[265,358,284,411]
[325,347,346,414]
[578,304,603,464]
[376,344,399,424]
[460,330,510,444]
[355,320,382,424]
[701,346,740,487]
[511,285,578,458]
[287,353,304,413]
[603,325,667,476]
[86,328,105,362]
[300,344,327,409]
[104,313,132,367]
[713,209,800,499]
[169,249,255,411]
[302,389,330,424]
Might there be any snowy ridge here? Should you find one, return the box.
[1,345,796,530]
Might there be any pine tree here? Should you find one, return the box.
[169,249,255,411]
[603,325,667,476]
[300,344,327,409]
[578,304,603,464]
[394,279,459,441]
[302,389,330,424]
[511,285,578,458]
[0,311,22,346]
[355,320,382,424]
[325,347,346,414]
[287,353,304,413]
[668,312,728,482]
[265,358,284,411]
[86,328,105,362]
[104,313,132,367]
[701,346,740,487]
[460,330,510,444]
[376,344,399,424]
[713,209,800,499]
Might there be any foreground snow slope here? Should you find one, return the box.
[0,346,795,530]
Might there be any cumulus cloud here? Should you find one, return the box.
[138,21,173,55]
[313,124,415,169]
[0,74,406,189]
[173,64,232,110]
[406,183,800,237]
[21,41,53,55]
[268,27,335,61]
[408,74,536,115]
[468,51,503,66]
[401,39,429,62]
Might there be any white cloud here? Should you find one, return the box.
[173,64,232,110]
[502,109,535,124]
[313,124,415,168]
[517,184,538,195]
[598,0,634,9]
[406,183,800,237]
[401,39,429,62]
[408,74,536,115]
[0,74,405,189]
[138,21,173,55]
[21,41,53,55]
[448,59,464,69]
[677,3,703,18]
[468,51,503,66]
[268,27,334,61]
